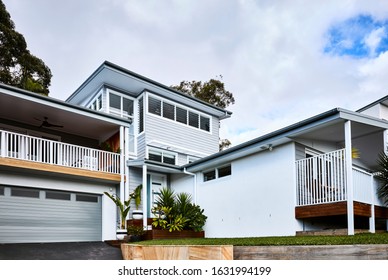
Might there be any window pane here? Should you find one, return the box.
[163,102,175,120]
[11,187,40,198]
[123,97,134,116]
[76,194,98,203]
[204,170,216,182]
[149,151,162,162]
[109,93,121,110]
[46,191,71,201]
[200,116,210,132]
[148,97,161,116]
[97,95,102,110]
[176,107,187,124]
[189,111,199,128]
[218,165,231,178]
[163,154,176,165]
[0,186,4,196]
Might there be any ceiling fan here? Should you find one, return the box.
[35,117,64,128]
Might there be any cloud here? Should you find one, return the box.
[4,0,388,147]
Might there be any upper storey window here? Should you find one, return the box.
[108,90,134,122]
[148,95,211,133]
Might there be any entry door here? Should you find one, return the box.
[148,174,167,216]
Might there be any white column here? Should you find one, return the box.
[369,174,375,233]
[124,127,130,200]
[119,126,125,224]
[0,131,6,157]
[345,121,354,235]
[142,164,148,229]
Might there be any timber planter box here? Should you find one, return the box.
[144,229,205,240]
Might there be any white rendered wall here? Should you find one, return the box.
[0,171,117,241]
[185,143,300,238]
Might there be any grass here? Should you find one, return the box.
[137,232,388,246]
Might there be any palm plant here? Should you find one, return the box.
[104,192,131,229]
[375,151,388,206]
[130,184,143,210]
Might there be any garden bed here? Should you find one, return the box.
[144,229,204,240]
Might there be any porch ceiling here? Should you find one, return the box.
[0,88,125,141]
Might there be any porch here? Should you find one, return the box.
[295,148,388,232]
[0,129,121,181]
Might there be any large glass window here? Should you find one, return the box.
[147,95,211,133]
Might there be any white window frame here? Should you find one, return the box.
[107,89,135,121]
[147,147,178,165]
[203,164,232,182]
[146,93,212,134]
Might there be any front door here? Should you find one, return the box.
[148,173,167,216]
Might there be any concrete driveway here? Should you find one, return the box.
[0,242,123,260]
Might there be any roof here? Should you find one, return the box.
[184,107,388,172]
[357,94,388,113]
[66,61,232,119]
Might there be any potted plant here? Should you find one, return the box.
[130,184,143,219]
[127,225,145,242]
[104,191,131,240]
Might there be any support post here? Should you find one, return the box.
[369,174,375,233]
[119,126,125,225]
[142,164,148,229]
[124,127,130,201]
[345,121,354,235]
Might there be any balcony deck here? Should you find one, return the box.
[0,129,121,182]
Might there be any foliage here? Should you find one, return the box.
[171,76,234,151]
[130,184,142,210]
[127,225,145,236]
[375,151,388,206]
[0,1,52,95]
[104,192,131,229]
[138,233,388,246]
[152,187,207,232]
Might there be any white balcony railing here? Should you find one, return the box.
[296,149,383,206]
[0,129,120,174]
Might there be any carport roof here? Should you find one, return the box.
[0,83,129,141]
[184,107,388,172]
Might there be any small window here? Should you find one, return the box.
[0,186,4,196]
[218,165,231,178]
[163,153,176,165]
[122,97,134,117]
[189,111,199,128]
[163,101,175,120]
[148,97,162,116]
[149,150,162,162]
[46,191,71,201]
[76,194,98,203]
[176,107,187,124]
[204,170,216,182]
[11,187,40,198]
[109,93,121,110]
[200,115,210,132]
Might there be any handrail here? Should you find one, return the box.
[0,129,120,174]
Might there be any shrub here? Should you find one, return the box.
[152,187,207,232]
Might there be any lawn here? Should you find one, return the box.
[137,232,388,246]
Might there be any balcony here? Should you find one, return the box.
[0,129,121,181]
[295,149,388,220]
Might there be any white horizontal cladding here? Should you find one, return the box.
[145,113,219,156]
[0,129,120,174]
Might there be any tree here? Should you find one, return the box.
[171,76,235,151]
[0,1,52,95]
[375,151,388,206]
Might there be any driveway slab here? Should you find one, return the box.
[0,242,122,260]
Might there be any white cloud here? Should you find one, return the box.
[364,26,386,56]
[4,0,388,147]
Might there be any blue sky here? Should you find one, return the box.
[4,0,388,146]
[325,15,388,58]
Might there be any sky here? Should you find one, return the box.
[4,0,388,147]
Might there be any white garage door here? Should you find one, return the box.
[0,185,102,243]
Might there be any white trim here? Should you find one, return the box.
[147,146,178,165]
[147,140,208,158]
[146,92,212,134]
[107,89,135,121]
[345,120,354,235]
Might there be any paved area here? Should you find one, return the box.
[0,242,123,260]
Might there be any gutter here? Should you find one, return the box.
[183,168,197,204]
